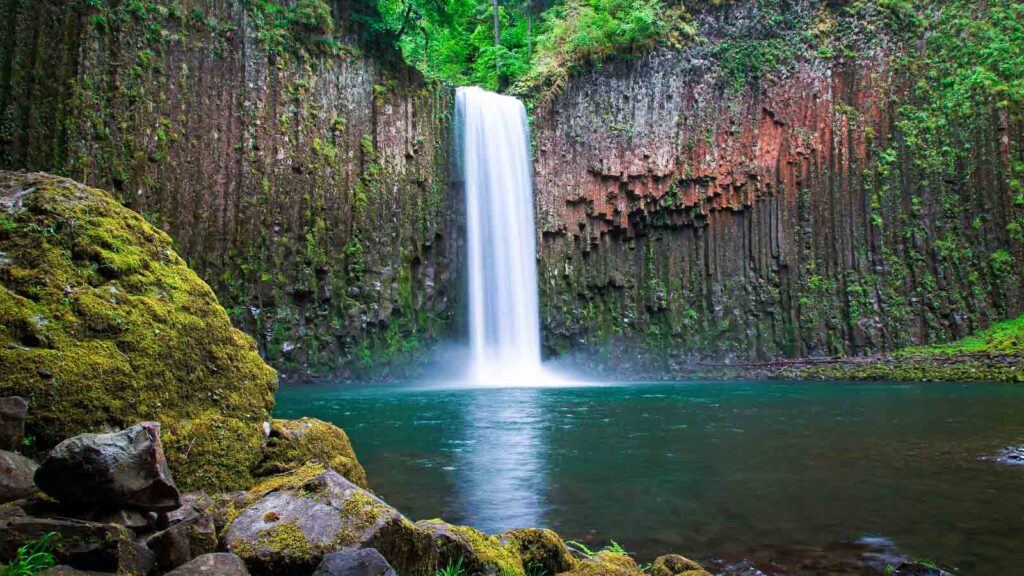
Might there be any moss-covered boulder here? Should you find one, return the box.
[0,172,277,491]
[415,520,524,576]
[499,528,577,575]
[226,463,424,576]
[257,418,368,489]
[556,551,645,576]
[650,554,712,576]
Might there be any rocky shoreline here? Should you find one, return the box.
[0,395,714,576]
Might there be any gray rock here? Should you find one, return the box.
[313,549,397,576]
[892,562,955,576]
[167,491,214,524]
[225,465,421,575]
[34,422,180,511]
[147,513,217,571]
[0,515,142,572]
[90,508,154,530]
[0,396,27,451]
[0,449,37,503]
[39,567,115,576]
[164,553,250,575]
[994,445,1024,465]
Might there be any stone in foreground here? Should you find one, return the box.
[0,449,37,503]
[313,549,397,576]
[147,512,217,571]
[39,567,115,575]
[416,520,524,576]
[257,418,369,489]
[0,171,277,492]
[500,528,577,575]
[164,553,251,575]
[225,463,422,575]
[651,554,712,576]
[556,551,645,576]
[0,396,27,450]
[0,515,153,574]
[34,422,180,511]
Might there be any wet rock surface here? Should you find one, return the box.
[164,553,251,576]
[34,422,180,512]
[225,463,411,575]
[312,549,397,576]
[651,554,711,576]
[0,396,27,450]
[257,418,369,489]
[147,513,218,571]
[0,449,37,503]
[0,515,141,573]
[992,446,1024,465]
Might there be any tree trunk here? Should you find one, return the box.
[493,0,500,80]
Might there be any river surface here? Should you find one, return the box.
[274,381,1024,575]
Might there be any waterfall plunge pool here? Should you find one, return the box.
[274,380,1024,575]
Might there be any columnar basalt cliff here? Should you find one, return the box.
[532,0,1023,373]
[0,0,458,379]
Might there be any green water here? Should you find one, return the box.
[274,381,1024,574]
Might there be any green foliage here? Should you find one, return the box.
[714,37,799,90]
[897,315,1024,357]
[710,0,808,90]
[436,556,466,576]
[0,532,59,576]
[249,0,335,55]
[565,539,629,558]
[0,173,277,491]
[892,0,1024,174]
[374,0,692,103]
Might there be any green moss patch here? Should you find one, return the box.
[257,417,368,488]
[0,171,277,490]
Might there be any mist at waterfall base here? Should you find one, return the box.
[452,86,575,388]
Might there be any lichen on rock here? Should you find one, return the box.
[415,519,524,576]
[227,463,417,575]
[256,418,368,489]
[0,171,277,491]
[499,528,577,575]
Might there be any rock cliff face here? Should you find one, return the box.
[533,0,1023,372]
[0,0,459,379]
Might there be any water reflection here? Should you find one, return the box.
[453,388,549,532]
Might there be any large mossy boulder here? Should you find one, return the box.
[225,463,423,576]
[0,171,277,491]
[257,418,368,489]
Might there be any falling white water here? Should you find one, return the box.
[456,86,549,386]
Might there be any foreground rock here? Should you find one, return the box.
[0,171,277,491]
[890,562,955,576]
[225,463,422,575]
[557,551,646,576]
[313,549,397,576]
[0,449,37,503]
[165,553,251,575]
[257,418,369,488]
[651,554,712,576]
[146,512,217,571]
[500,528,577,575]
[415,520,524,575]
[34,422,180,511]
[0,515,154,574]
[0,396,27,450]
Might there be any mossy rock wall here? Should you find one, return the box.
[532,0,1024,374]
[0,171,277,491]
[0,0,459,380]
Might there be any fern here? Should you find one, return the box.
[1,532,60,576]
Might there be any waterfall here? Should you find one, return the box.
[456,86,546,386]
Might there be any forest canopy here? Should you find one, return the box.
[369,0,694,99]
